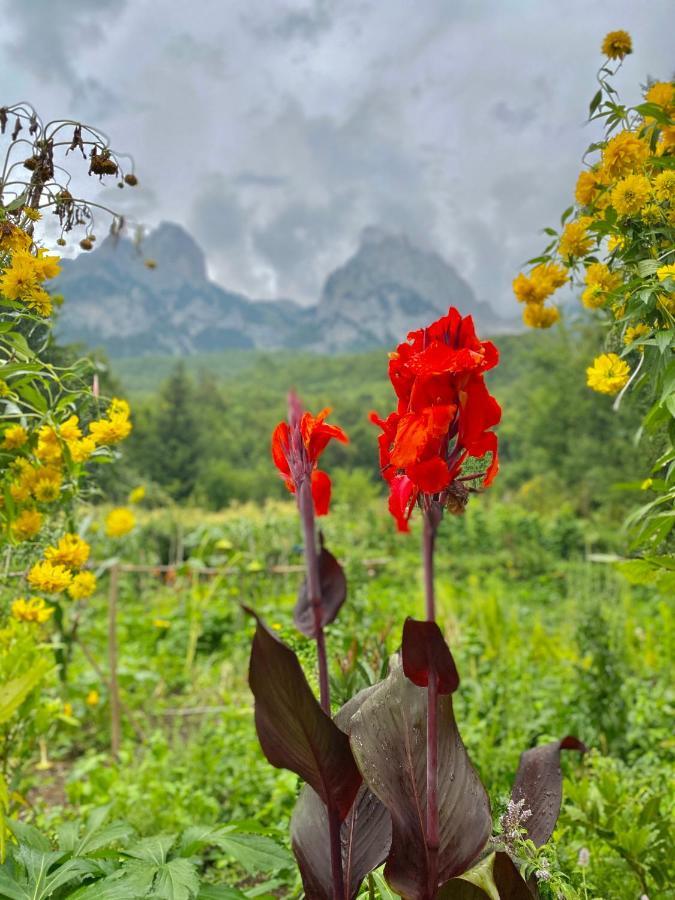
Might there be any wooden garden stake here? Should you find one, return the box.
[108,564,121,759]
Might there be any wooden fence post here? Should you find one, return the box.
[108,564,121,760]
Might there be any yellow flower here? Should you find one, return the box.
[0,255,39,300]
[34,249,61,280]
[68,436,97,462]
[86,690,100,707]
[0,379,10,397]
[641,203,664,225]
[653,170,675,204]
[657,125,675,154]
[640,477,653,490]
[12,508,42,541]
[59,415,82,443]
[2,424,28,449]
[33,467,62,502]
[581,285,606,309]
[106,507,136,538]
[0,223,32,253]
[128,485,145,504]
[585,262,622,292]
[89,398,132,445]
[63,702,73,717]
[23,287,52,317]
[586,353,631,395]
[559,217,594,260]
[575,170,598,206]
[153,618,171,629]
[601,131,649,180]
[523,304,560,329]
[601,30,632,60]
[657,263,675,284]
[645,81,675,116]
[11,596,54,624]
[513,264,567,306]
[68,571,97,600]
[658,293,675,314]
[28,560,73,593]
[611,174,651,217]
[624,323,651,347]
[607,234,625,253]
[36,425,62,463]
[45,533,90,569]
[22,207,41,222]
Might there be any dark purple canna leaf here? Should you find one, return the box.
[291,685,393,899]
[350,663,491,900]
[510,736,587,847]
[401,618,460,695]
[295,538,347,638]
[438,852,538,899]
[247,611,362,820]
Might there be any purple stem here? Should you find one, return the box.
[298,476,345,900]
[423,505,439,897]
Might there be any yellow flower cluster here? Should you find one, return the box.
[26,534,97,600]
[516,29,675,367]
[512,263,567,327]
[89,398,132,445]
[3,399,132,547]
[586,353,631,395]
[0,243,61,317]
[106,507,136,538]
[11,596,54,624]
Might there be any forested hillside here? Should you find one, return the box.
[114,323,646,516]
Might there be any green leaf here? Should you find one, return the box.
[560,205,574,225]
[123,834,176,865]
[637,259,660,277]
[7,820,52,852]
[589,90,603,116]
[371,869,399,899]
[197,888,248,900]
[633,102,672,124]
[211,831,293,875]
[0,661,50,725]
[154,858,200,900]
[178,825,224,858]
[0,871,30,900]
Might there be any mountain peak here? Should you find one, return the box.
[53,220,514,356]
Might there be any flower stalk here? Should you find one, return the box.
[423,504,440,897]
[288,394,346,900]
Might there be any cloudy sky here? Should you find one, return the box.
[0,0,672,311]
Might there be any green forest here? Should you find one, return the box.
[112,323,647,520]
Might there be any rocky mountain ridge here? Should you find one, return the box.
[53,222,515,356]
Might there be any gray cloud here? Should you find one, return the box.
[0,0,672,311]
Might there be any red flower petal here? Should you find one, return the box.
[311,469,332,516]
[388,475,417,532]
[271,421,292,477]
[406,456,451,493]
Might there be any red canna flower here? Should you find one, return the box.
[371,307,501,531]
[272,400,349,516]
